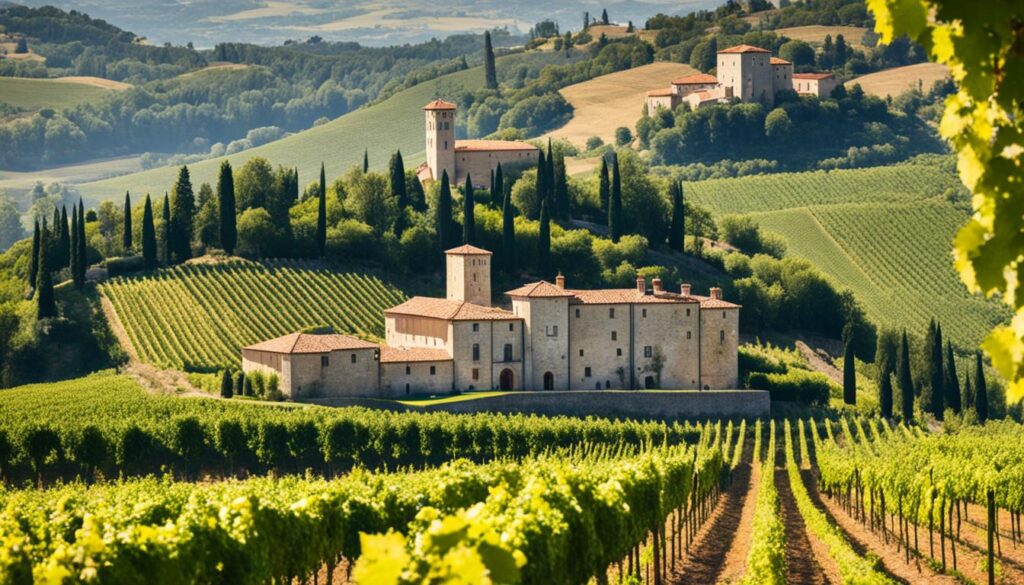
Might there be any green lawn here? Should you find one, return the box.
[397,391,511,406]
[0,77,121,110]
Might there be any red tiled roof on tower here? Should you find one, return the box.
[385,297,517,321]
[423,99,457,110]
[244,333,377,354]
[505,281,577,298]
[671,73,719,85]
[646,88,676,97]
[454,139,537,152]
[770,57,791,65]
[445,244,492,255]
[792,72,835,80]
[718,44,772,54]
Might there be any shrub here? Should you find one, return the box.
[104,255,145,276]
[748,370,834,406]
[614,127,632,146]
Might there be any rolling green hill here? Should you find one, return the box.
[75,51,567,201]
[685,157,1010,347]
[0,76,127,110]
[100,259,408,370]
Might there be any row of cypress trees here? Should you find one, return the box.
[28,199,87,319]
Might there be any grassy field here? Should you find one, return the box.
[74,51,562,201]
[0,76,128,110]
[100,259,408,371]
[847,62,951,97]
[543,61,698,148]
[685,157,1010,346]
[774,25,869,48]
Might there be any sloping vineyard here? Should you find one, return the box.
[99,260,407,370]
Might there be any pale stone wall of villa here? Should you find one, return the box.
[699,308,740,389]
[454,150,537,188]
[381,360,453,397]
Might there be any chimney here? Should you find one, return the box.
[652,278,663,294]
[555,273,565,289]
[680,283,692,296]
[710,286,722,300]
[636,275,646,293]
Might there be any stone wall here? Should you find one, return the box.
[454,149,537,188]
[700,307,739,389]
[381,360,453,397]
[424,390,769,418]
[515,297,570,390]
[288,348,379,399]
[445,253,491,306]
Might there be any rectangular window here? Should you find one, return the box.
[575,308,580,318]
[686,331,692,340]
[722,311,726,319]
[579,349,584,357]
[405,365,411,375]
[472,368,479,381]
[546,325,558,337]
[609,307,615,318]
[720,330,725,343]
[472,344,480,361]
[611,331,617,341]
[472,323,479,332]
[616,348,623,357]
[508,322,514,331]
[644,346,653,358]
[585,367,592,377]
[642,309,647,318]
[321,355,329,368]
[430,366,436,375]
[350,353,357,364]
[504,343,513,361]
[686,308,691,317]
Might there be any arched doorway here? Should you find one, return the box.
[543,371,554,390]
[644,375,656,389]
[499,368,514,391]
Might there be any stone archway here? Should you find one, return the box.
[499,368,514,391]
[543,371,554,390]
[644,375,657,390]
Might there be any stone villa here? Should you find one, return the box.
[415,99,539,188]
[645,44,838,113]
[242,245,740,399]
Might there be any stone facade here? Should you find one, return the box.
[242,246,740,400]
[792,73,839,99]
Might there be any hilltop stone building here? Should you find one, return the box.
[645,44,838,112]
[242,245,740,399]
[416,99,539,188]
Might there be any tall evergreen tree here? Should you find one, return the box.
[962,366,973,411]
[601,8,609,24]
[437,170,453,252]
[142,195,157,269]
[545,139,556,216]
[879,362,894,418]
[899,330,914,421]
[609,154,622,243]
[70,205,81,288]
[58,206,69,268]
[843,323,856,405]
[502,183,515,272]
[161,195,172,265]
[220,370,233,399]
[554,151,569,221]
[463,174,476,244]
[492,163,504,208]
[217,161,236,255]
[390,152,407,237]
[599,157,610,220]
[316,162,327,256]
[535,149,547,217]
[35,224,55,319]
[484,31,498,90]
[49,207,60,268]
[944,342,961,414]
[122,192,133,252]
[28,220,39,293]
[170,166,194,263]
[77,199,85,277]
[538,198,551,276]
[974,351,988,422]
[363,149,369,173]
[668,181,684,251]
[927,321,945,418]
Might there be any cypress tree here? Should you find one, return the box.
[609,154,622,243]
[502,183,515,272]
[58,206,69,268]
[35,224,55,319]
[217,161,236,255]
[220,370,233,399]
[928,321,945,418]
[484,30,497,90]
[70,205,80,288]
[316,162,327,256]
[843,323,856,405]
[602,8,609,24]
[962,366,973,411]
[28,220,39,293]
[555,151,569,221]
[538,198,551,276]
[463,173,475,244]
[363,149,369,173]
[77,199,85,277]
[161,195,172,265]
[50,207,60,267]
[122,192,133,252]
[944,342,961,414]
[437,170,453,252]
[170,166,194,263]
[235,371,245,396]
[974,351,988,422]
[598,157,610,219]
[142,195,157,269]
[390,152,407,236]
[535,149,547,217]
[669,181,684,251]
[898,330,914,421]
[492,163,504,208]
[879,362,894,418]
[545,139,556,216]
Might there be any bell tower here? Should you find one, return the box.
[445,245,492,306]
[424,99,456,183]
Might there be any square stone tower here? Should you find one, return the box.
[424,99,456,183]
[445,244,492,306]
[717,45,774,106]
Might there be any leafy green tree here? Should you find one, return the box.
[974,351,988,422]
[843,323,856,405]
[237,208,277,257]
[866,0,1024,404]
[142,195,157,269]
[74,426,106,482]
[599,157,610,220]
[463,174,475,244]
[502,183,515,272]
[122,192,132,252]
[35,227,56,319]
[0,194,24,251]
[218,161,236,255]
[161,195,172,265]
[390,152,407,236]
[235,158,274,212]
[779,40,815,67]
[538,198,551,276]
[899,330,914,421]
[170,166,194,263]
[609,154,622,242]
[28,220,39,293]
[437,171,454,252]
[484,31,497,90]
[194,183,218,251]
[944,342,961,414]
[668,181,684,252]
[615,127,632,146]
[492,163,504,208]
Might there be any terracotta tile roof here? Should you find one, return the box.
[385,296,518,321]
[718,44,771,54]
[646,88,676,97]
[568,289,698,305]
[379,346,452,363]
[445,244,492,255]
[454,139,538,152]
[424,99,456,110]
[244,332,378,354]
[671,73,718,85]
[792,72,835,80]
[770,57,791,65]
[505,281,576,298]
[694,295,741,309]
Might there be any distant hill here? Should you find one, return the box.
[0,76,128,110]
[847,62,951,97]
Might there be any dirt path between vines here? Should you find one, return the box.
[775,464,837,585]
[671,441,754,584]
[961,502,1024,576]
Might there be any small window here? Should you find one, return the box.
[351,353,357,364]
[405,365,411,375]
[508,322,514,331]
[430,366,436,375]
[405,383,410,395]
[611,331,617,341]
[546,325,558,337]
[722,311,726,319]
[585,367,592,377]
[686,308,691,317]
[616,348,623,357]
[579,349,584,357]
[686,331,692,340]
[472,323,479,332]
[642,309,647,318]
[644,346,653,358]
[720,330,725,343]
[575,308,580,318]
[472,344,480,361]
[504,343,513,361]
[609,307,615,319]
[606,380,611,389]
[321,355,329,368]
[472,368,480,381]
